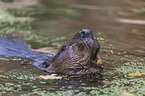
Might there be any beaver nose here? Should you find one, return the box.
[79,29,92,34]
[79,29,93,38]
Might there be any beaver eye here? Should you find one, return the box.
[78,44,85,52]
[60,46,66,52]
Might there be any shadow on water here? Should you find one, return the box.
[0,0,145,95]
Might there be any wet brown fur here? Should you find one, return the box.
[48,29,102,74]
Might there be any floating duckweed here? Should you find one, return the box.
[76,92,88,96]
[0,8,68,48]
[0,20,36,41]
[115,60,145,75]
[20,94,31,96]
[20,90,76,96]
[80,59,145,96]
[0,9,14,23]
[5,83,14,87]
[0,83,22,93]
[0,70,39,81]
[40,82,46,84]
[0,56,22,61]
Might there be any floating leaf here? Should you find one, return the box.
[128,72,145,76]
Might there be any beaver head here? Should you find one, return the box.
[48,29,103,74]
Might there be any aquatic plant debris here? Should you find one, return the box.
[97,59,102,64]
[0,9,14,23]
[109,44,113,54]
[128,72,145,76]
[97,35,113,57]
[122,92,134,96]
[39,74,62,79]
[115,60,145,75]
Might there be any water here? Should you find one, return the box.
[0,0,145,95]
[32,0,145,54]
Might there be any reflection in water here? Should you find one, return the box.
[31,0,145,57]
[117,18,145,25]
[55,74,104,90]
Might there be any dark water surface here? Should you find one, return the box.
[32,0,145,54]
[0,0,145,95]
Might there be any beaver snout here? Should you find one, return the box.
[79,29,94,39]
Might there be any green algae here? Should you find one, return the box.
[0,20,37,41]
[0,70,38,81]
[115,59,145,76]
[0,8,68,48]
[0,9,14,23]
[0,69,51,95]
[0,8,35,40]
[80,59,145,96]
[16,75,145,96]
[20,90,75,96]
[7,9,43,17]
[0,70,36,95]
[0,0,79,48]
[0,56,144,96]
[0,56,22,61]
[0,83,22,92]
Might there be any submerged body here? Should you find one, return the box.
[0,29,104,74]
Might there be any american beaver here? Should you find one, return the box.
[0,29,104,74]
